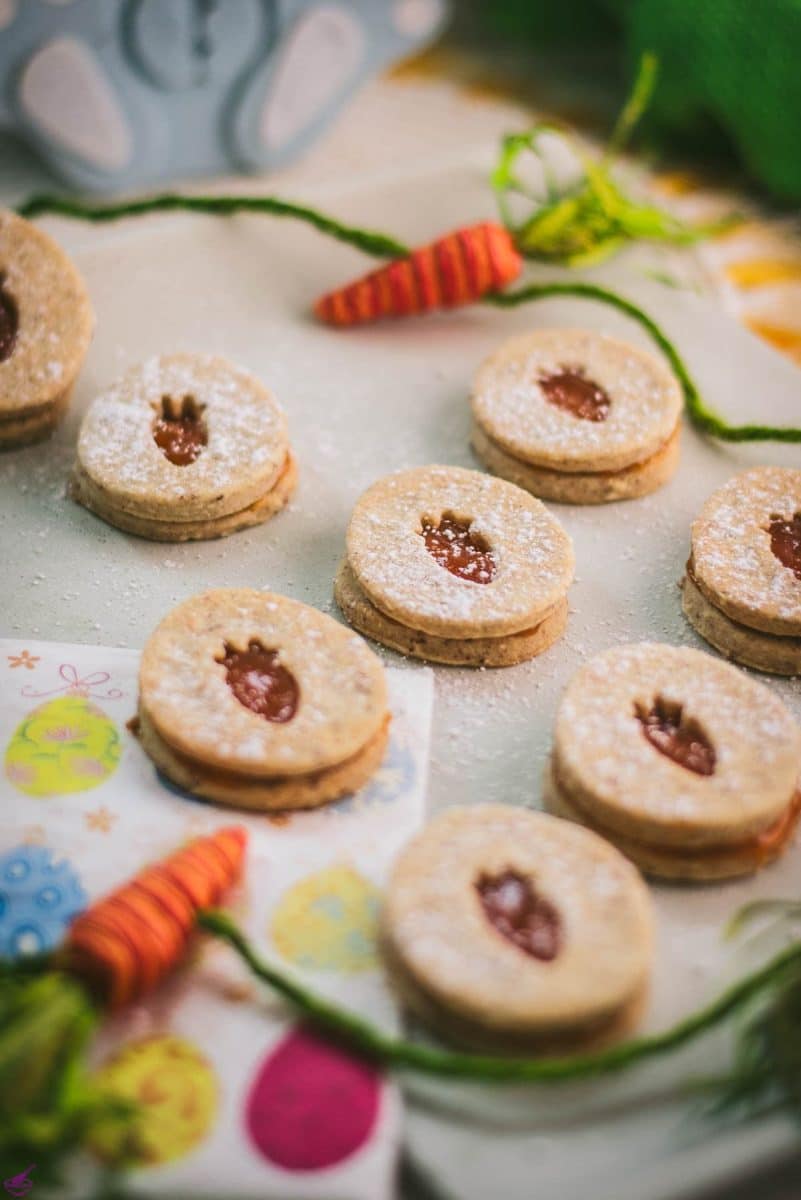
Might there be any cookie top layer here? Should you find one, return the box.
[690,467,801,636]
[554,642,801,847]
[383,805,652,1034]
[77,355,289,521]
[139,589,388,777]
[0,210,93,417]
[471,329,682,473]
[346,465,574,639]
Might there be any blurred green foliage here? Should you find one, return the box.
[477,0,801,202]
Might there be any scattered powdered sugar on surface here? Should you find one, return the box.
[555,642,800,826]
[140,589,386,774]
[347,465,574,636]
[472,329,681,468]
[692,467,801,626]
[77,354,287,509]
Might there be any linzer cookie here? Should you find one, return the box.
[471,329,682,504]
[381,806,653,1053]
[334,465,574,667]
[135,589,389,811]
[545,643,801,881]
[71,354,296,541]
[0,210,93,448]
[682,467,801,675]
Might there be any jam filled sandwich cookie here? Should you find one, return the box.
[334,465,574,667]
[135,590,389,811]
[71,354,297,541]
[0,210,93,449]
[382,806,653,1053]
[545,643,801,881]
[682,467,801,676]
[471,329,682,504]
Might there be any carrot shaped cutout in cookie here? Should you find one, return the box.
[314,222,523,326]
[62,826,247,1009]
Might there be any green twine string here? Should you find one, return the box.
[199,909,801,1086]
[16,192,410,260]
[17,192,801,444]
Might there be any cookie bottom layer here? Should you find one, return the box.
[70,453,297,542]
[544,763,801,881]
[681,571,801,676]
[471,423,680,504]
[335,560,567,667]
[381,928,646,1055]
[135,704,390,811]
[0,388,72,450]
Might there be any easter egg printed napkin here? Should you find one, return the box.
[0,639,433,1199]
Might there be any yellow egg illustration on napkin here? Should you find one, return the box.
[270,865,381,973]
[4,696,121,797]
[90,1035,217,1167]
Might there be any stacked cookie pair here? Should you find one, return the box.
[0,211,93,448]
[682,466,801,676]
[136,589,389,811]
[71,354,297,541]
[471,329,682,504]
[335,464,574,666]
[545,643,801,881]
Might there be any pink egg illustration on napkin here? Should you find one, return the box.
[245,1027,381,1171]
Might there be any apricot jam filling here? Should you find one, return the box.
[476,870,561,961]
[420,513,497,584]
[538,367,611,422]
[153,395,208,466]
[217,641,299,723]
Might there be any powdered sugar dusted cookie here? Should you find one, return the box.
[71,354,296,541]
[382,805,653,1052]
[335,464,574,666]
[0,210,93,448]
[545,643,801,880]
[682,467,801,674]
[471,329,682,503]
[136,589,389,810]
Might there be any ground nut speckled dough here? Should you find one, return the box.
[340,464,573,662]
[471,329,682,503]
[545,643,801,880]
[137,590,389,810]
[682,468,801,674]
[382,806,653,1052]
[0,210,93,446]
[72,354,294,537]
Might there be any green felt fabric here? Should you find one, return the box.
[480,0,801,202]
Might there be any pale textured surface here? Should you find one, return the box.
[345,464,574,637]
[553,643,801,846]
[383,805,652,1033]
[139,589,388,776]
[691,467,801,636]
[76,353,289,521]
[471,329,682,473]
[0,208,93,418]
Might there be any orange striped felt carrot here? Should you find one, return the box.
[62,826,247,1010]
[314,221,522,326]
